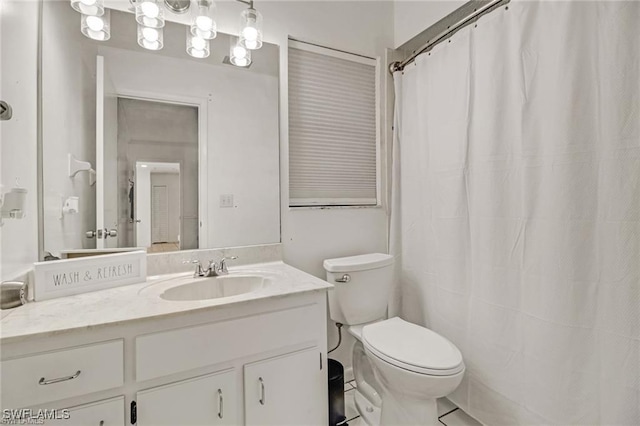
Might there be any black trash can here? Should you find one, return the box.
[328,359,347,426]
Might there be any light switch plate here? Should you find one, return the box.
[220,194,234,208]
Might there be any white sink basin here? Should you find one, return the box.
[157,275,270,301]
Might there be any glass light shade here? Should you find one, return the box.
[137,25,164,51]
[135,0,165,29]
[230,37,251,67]
[190,0,217,40]
[71,0,104,16]
[81,10,110,41]
[186,28,210,59]
[239,8,262,50]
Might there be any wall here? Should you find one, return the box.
[394,1,466,48]
[0,1,39,281]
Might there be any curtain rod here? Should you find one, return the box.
[389,0,510,73]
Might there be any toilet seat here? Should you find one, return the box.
[362,317,464,376]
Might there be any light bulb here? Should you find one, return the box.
[191,49,206,58]
[242,26,258,41]
[244,39,258,50]
[233,45,247,59]
[140,1,159,18]
[81,9,110,41]
[234,57,249,67]
[195,15,213,31]
[142,27,159,42]
[71,0,104,16]
[86,15,104,32]
[191,37,206,51]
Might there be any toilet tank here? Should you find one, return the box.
[324,253,394,325]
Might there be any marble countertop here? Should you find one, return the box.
[0,262,332,344]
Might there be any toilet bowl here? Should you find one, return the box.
[362,317,464,425]
[324,254,465,426]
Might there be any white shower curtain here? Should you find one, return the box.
[391,1,639,424]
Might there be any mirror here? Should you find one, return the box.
[41,2,280,258]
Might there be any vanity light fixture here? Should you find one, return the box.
[190,0,217,40]
[137,24,164,50]
[186,28,210,58]
[135,0,165,29]
[81,10,111,41]
[229,37,251,67]
[70,0,104,16]
[237,0,262,50]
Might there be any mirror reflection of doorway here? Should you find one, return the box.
[118,98,199,253]
[134,162,182,253]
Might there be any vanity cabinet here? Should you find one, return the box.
[244,348,325,425]
[1,288,328,426]
[136,370,237,426]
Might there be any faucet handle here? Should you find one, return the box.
[219,256,238,274]
[183,260,204,277]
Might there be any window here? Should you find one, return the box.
[288,40,378,207]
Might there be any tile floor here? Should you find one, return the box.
[342,379,482,426]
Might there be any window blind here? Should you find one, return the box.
[288,43,378,206]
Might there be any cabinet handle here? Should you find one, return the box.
[217,389,223,419]
[259,377,265,405]
[38,370,81,385]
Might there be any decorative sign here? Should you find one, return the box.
[33,251,147,301]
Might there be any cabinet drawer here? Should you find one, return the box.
[43,396,125,426]
[1,340,124,408]
[136,305,320,381]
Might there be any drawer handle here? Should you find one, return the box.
[217,388,223,419]
[259,377,265,405]
[38,370,81,385]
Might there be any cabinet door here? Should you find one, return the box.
[137,369,236,426]
[42,396,125,426]
[244,348,325,426]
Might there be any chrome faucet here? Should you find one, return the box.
[184,256,238,278]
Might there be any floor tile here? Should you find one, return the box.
[439,408,482,426]
[437,398,458,417]
[348,379,357,389]
[344,381,354,391]
[344,388,359,421]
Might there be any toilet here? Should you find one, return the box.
[324,253,464,426]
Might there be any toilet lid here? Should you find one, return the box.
[362,317,464,376]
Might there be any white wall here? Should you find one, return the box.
[394,1,465,48]
[0,1,39,281]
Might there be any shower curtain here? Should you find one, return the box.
[391,1,639,424]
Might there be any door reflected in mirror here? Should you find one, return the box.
[112,98,199,254]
